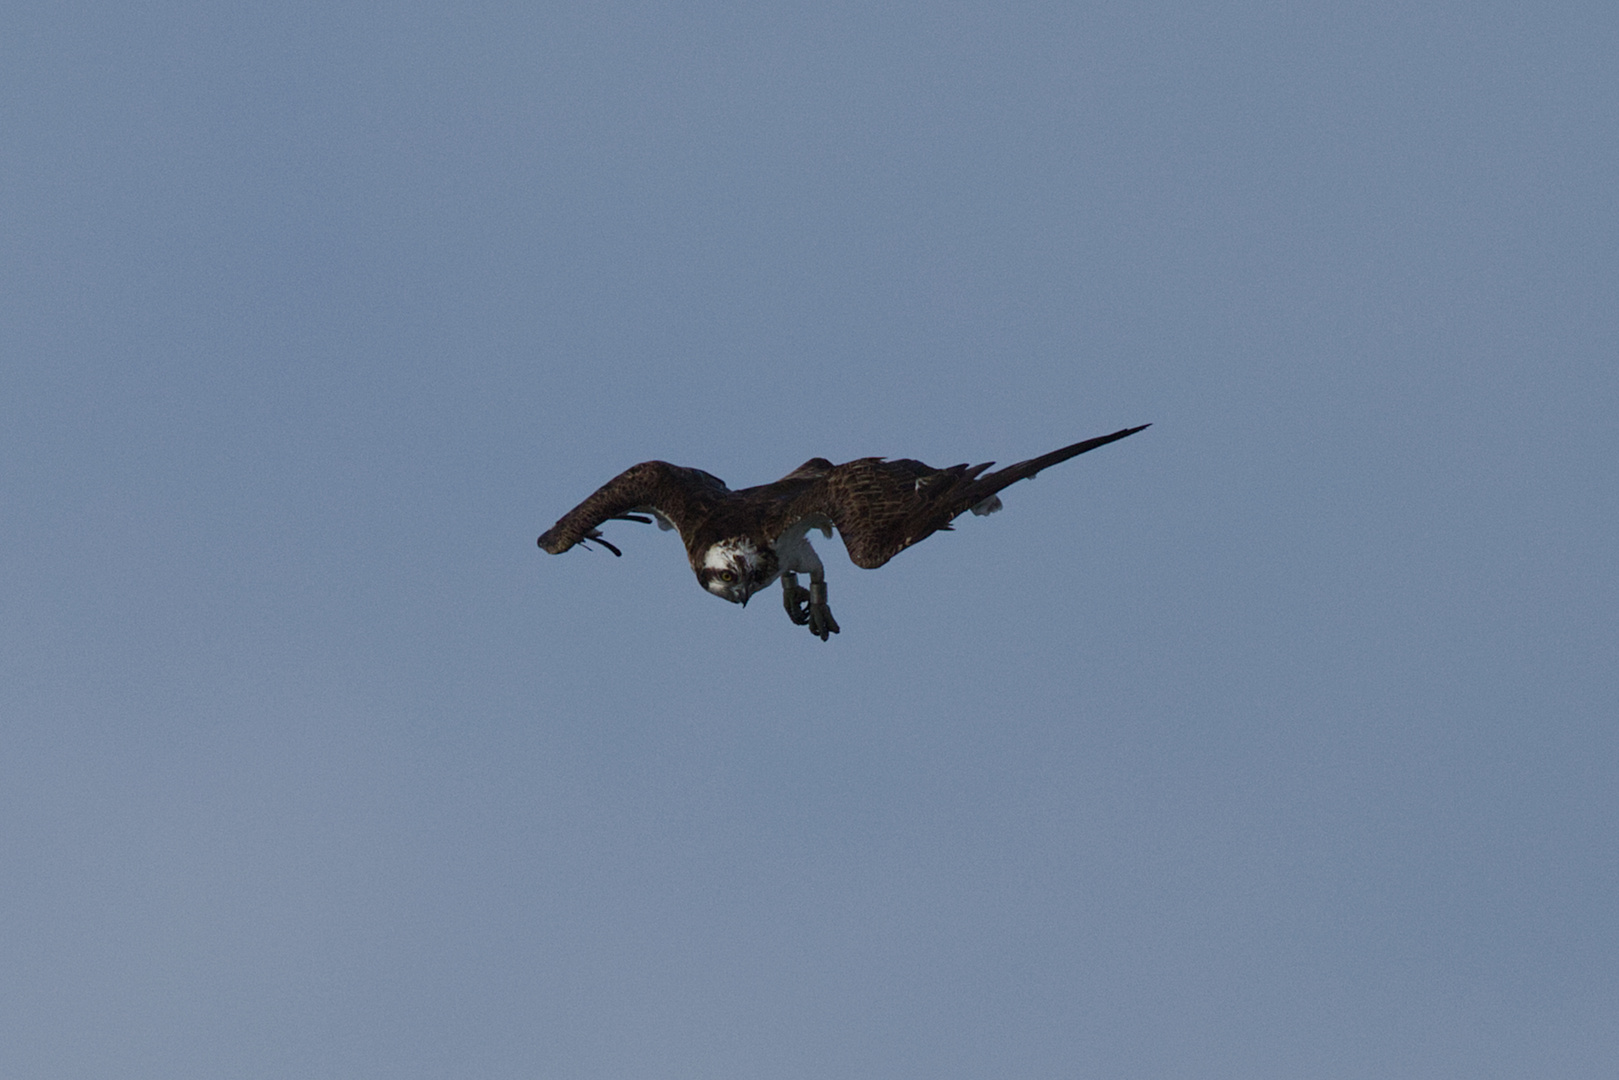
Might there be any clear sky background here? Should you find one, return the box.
[3,3,1615,1077]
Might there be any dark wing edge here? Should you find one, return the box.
[776,457,835,483]
[537,461,725,556]
[830,424,1149,569]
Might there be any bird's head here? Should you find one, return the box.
[696,538,777,606]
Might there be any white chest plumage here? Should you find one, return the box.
[772,515,833,575]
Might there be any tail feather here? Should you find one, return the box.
[960,424,1149,511]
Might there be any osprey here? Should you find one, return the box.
[538,424,1147,640]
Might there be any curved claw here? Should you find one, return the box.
[807,603,840,641]
[807,579,840,641]
[781,572,812,625]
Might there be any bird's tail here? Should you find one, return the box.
[957,424,1149,512]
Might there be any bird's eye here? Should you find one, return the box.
[720,570,735,583]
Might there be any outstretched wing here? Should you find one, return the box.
[819,425,1149,569]
[538,461,728,557]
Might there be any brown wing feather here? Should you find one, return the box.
[821,425,1149,569]
[537,461,728,555]
[804,458,983,568]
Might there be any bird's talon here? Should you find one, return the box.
[807,603,840,640]
[806,578,840,640]
[781,572,812,625]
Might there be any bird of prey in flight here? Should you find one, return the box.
[538,424,1147,640]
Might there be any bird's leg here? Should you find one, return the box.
[781,571,812,625]
[806,570,840,641]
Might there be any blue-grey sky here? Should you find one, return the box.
[3,2,1615,1077]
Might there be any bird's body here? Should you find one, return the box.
[538,424,1147,639]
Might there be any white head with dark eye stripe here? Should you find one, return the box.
[697,539,776,605]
